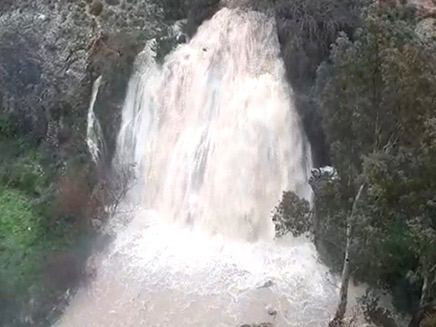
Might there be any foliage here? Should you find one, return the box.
[0,134,96,326]
[0,143,50,195]
[273,0,365,166]
[272,191,312,237]
[314,3,436,312]
[0,113,16,137]
[275,0,363,90]
[358,291,399,327]
[308,171,350,270]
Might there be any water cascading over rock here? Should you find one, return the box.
[87,76,105,165]
[58,7,347,327]
[115,6,312,241]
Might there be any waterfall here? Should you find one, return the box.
[56,7,362,327]
[86,76,105,165]
[115,7,312,240]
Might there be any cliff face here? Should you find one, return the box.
[1,1,92,141]
[2,0,434,168]
[0,0,223,167]
[0,0,166,161]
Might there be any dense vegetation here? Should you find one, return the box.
[274,1,436,325]
[0,112,98,326]
[318,3,436,307]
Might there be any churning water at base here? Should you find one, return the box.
[58,7,355,327]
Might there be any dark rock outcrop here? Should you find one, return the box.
[0,0,165,163]
[0,0,221,167]
[90,0,103,16]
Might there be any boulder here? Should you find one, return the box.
[90,0,103,16]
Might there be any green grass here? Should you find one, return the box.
[0,107,96,326]
[0,186,44,295]
[0,134,81,318]
[0,135,57,298]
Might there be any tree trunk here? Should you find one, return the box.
[420,265,436,307]
[329,183,365,327]
[420,274,429,307]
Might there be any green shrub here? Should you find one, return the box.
[0,114,15,138]
[272,191,312,237]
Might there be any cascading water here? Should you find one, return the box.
[116,6,312,241]
[86,76,106,165]
[57,6,358,327]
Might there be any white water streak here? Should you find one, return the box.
[87,76,105,164]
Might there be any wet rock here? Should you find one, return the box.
[43,251,81,290]
[177,34,187,43]
[91,218,103,230]
[257,279,274,288]
[266,305,277,317]
[0,5,93,140]
[90,0,103,16]
[0,0,165,156]
[105,0,120,5]
[37,13,48,21]
[416,18,436,40]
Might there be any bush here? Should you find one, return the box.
[0,114,15,138]
[272,191,312,237]
[0,139,49,194]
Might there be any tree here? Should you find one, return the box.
[329,183,365,326]
[315,2,436,319]
[272,191,312,238]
